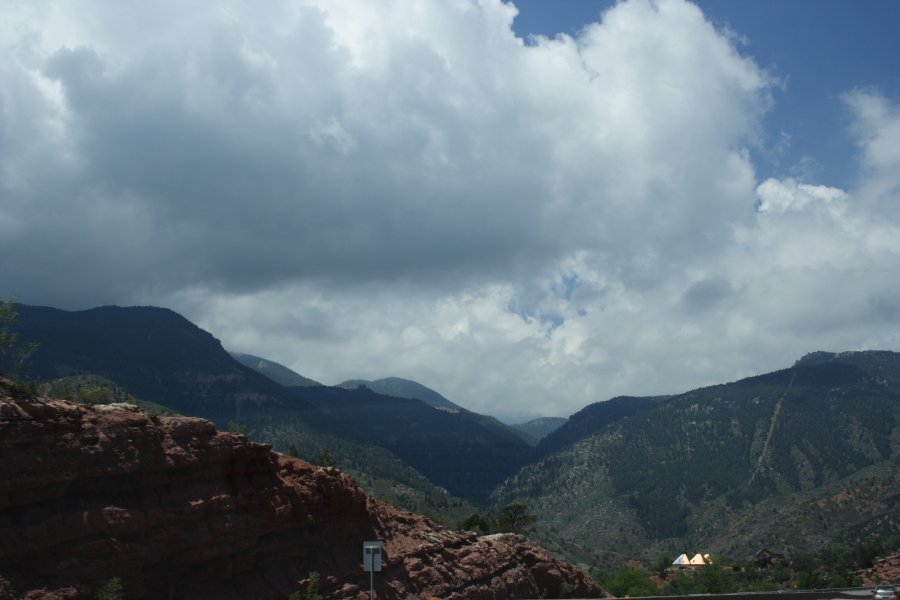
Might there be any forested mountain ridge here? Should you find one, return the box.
[6,303,530,506]
[535,395,669,459]
[7,304,301,421]
[288,384,534,503]
[238,361,536,502]
[494,350,900,562]
[337,376,463,411]
[8,305,485,519]
[336,376,535,447]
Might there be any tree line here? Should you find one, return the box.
[595,534,900,597]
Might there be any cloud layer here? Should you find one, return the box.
[2,0,898,420]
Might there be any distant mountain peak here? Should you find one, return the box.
[511,417,567,441]
[794,350,837,366]
[230,352,322,387]
[336,377,464,412]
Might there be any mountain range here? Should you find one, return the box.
[7,304,533,505]
[335,376,537,446]
[6,302,898,566]
[494,350,900,563]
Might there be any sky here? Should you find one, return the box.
[1,0,899,422]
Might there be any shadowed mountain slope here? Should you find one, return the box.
[9,304,310,422]
[289,384,534,503]
[336,376,535,447]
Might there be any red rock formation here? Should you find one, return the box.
[860,554,900,587]
[0,387,602,599]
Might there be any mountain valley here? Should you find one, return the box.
[4,302,899,578]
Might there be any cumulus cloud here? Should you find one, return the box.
[755,178,847,214]
[1,0,897,420]
[844,90,900,212]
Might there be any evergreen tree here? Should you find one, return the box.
[494,503,536,534]
[0,298,38,394]
[460,512,491,534]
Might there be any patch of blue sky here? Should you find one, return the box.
[507,272,583,328]
[506,300,566,331]
[552,274,580,302]
[509,0,900,190]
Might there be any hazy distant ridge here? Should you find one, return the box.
[511,417,567,441]
[231,351,322,387]
[337,377,464,411]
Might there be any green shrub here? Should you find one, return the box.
[289,571,322,600]
[95,577,123,600]
[602,565,657,598]
[0,298,39,396]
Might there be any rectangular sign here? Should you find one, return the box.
[363,541,382,572]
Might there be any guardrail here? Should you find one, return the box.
[536,588,877,600]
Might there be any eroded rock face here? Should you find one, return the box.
[0,391,602,599]
[860,554,900,587]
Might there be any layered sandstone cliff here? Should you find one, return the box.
[0,386,602,599]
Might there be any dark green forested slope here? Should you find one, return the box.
[7,304,477,521]
[336,376,536,447]
[535,395,669,459]
[289,384,535,503]
[494,351,900,562]
[9,304,306,421]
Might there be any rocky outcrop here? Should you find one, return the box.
[0,387,602,599]
[859,553,900,587]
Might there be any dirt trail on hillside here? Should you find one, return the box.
[747,371,795,487]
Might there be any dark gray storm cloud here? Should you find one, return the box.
[1,0,898,419]
[681,277,732,313]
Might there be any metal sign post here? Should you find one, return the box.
[363,541,382,599]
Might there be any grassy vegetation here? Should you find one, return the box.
[43,374,178,416]
[593,535,900,596]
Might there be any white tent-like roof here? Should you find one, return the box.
[689,553,712,565]
[672,554,691,565]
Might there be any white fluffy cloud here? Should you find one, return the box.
[1,0,898,421]
[756,178,847,214]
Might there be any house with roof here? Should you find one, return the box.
[754,548,785,567]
